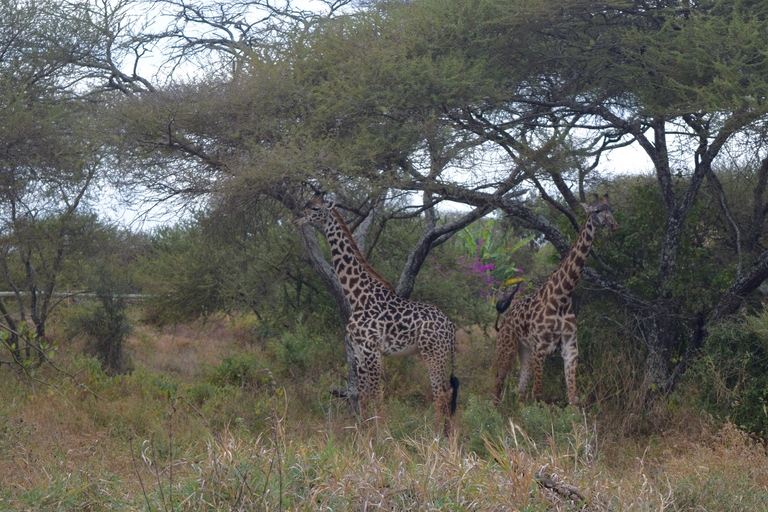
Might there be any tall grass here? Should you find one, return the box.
[1,311,767,510]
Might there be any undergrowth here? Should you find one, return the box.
[0,310,767,511]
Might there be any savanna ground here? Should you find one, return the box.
[1,306,767,511]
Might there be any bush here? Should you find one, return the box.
[66,299,132,376]
[207,353,271,389]
[692,309,768,436]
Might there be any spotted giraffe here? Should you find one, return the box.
[290,192,459,435]
[494,194,618,406]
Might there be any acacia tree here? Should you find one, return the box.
[93,0,506,404]
[97,0,768,404]
[0,0,113,367]
[368,0,768,397]
[482,0,768,395]
[268,0,768,398]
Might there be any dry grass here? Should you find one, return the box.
[129,316,249,381]
[1,313,767,511]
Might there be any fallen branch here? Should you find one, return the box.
[535,470,588,508]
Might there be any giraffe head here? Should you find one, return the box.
[581,194,618,231]
[290,192,334,227]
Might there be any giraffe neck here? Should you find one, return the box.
[544,212,598,301]
[322,208,395,310]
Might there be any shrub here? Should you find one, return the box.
[207,353,270,389]
[65,269,133,375]
[691,309,768,436]
[66,300,132,376]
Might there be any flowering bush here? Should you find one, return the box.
[454,222,532,301]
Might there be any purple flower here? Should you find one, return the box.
[476,239,486,256]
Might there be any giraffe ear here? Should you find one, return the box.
[581,202,594,213]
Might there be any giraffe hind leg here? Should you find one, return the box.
[432,375,460,437]
[515,344,534,401]
[421,345,455,436]
[353,347,371,425]
[561,332,580,406]
[363,349,384,428]
[493,329,518,406]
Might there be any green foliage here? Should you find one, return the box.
[456,218,533,290]
[462,398,585,458]
[137,221,238,324]
[462,395,507,456]
[383,398,435,440]
[0,319,60,380]
[207,353,269,389]
[184,381,219,406]
[135,205,342,334]
[603,176,735,309]
[691,309,768,436]
[270,318,331,372]
[410,239,495,326]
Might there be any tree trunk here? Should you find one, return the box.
[641,315,675,400]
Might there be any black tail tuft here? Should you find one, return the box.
[495,292,514,315]
[494,281,522,331]
[449,375,460,415]
[496,281,522,315]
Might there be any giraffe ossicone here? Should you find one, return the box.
[290,192,459,435]
[494,194,618,407]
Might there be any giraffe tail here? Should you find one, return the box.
[449,375,459,415]
[494,281,522,332]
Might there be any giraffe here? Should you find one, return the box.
[290,192,459,435]
[493,194,618,406]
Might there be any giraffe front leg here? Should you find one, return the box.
[353,345,372,425]
[360,346,384,429]
[561,333,580,406]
